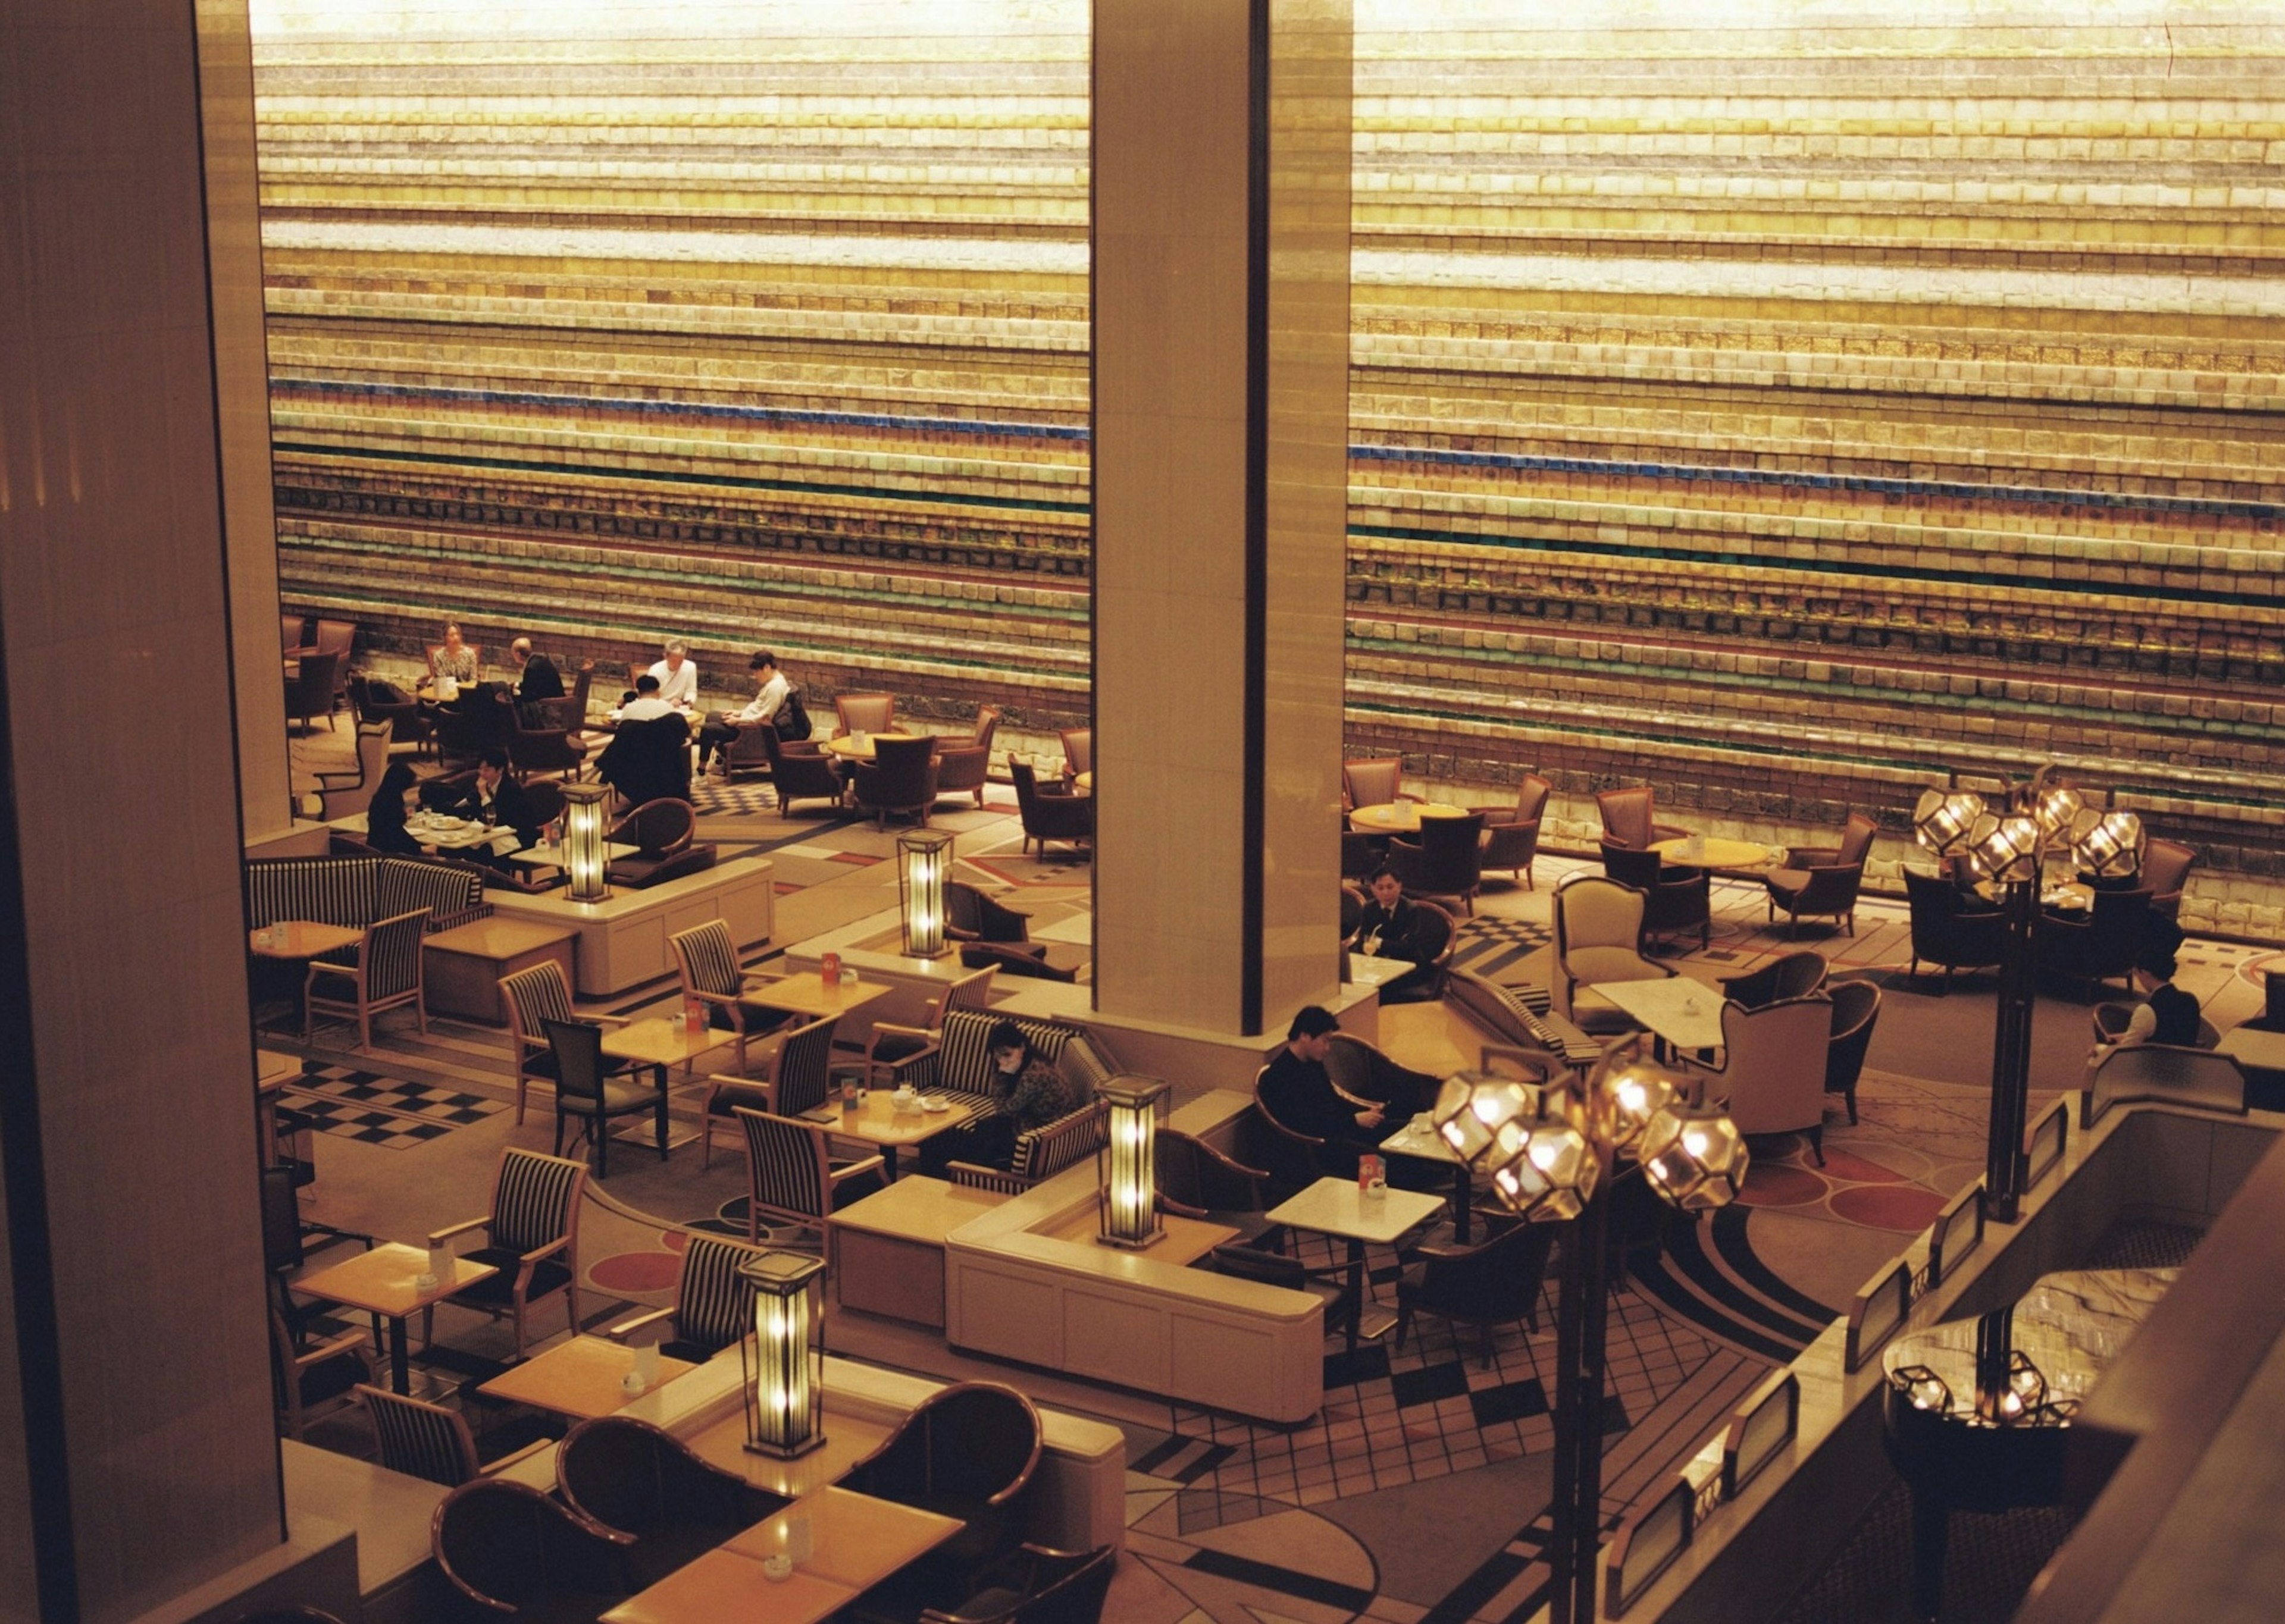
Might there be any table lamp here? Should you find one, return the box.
[737,1251,828,1458]
[559,781,612,903]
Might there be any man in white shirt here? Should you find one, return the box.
[616,673,676,722]
[698,650,790,773]
[646,641,699,711]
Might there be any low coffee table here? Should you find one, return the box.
[1651,835,1783,874]
[1592,976,1724,1057]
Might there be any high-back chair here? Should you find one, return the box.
[1389,811,1486,914]
[1596,785,1686,851]
[557,1415,790,1587]
[919,1544,1119,1624]
[844,1382,1046,1590]
[935,706,1001,808]
[1342,757,1412,811]
[286,650,343,735]
[856,733,941,829]
[543,1017,666,1177]
[1552,874,1674,1032]
[1598,842,1710,949]
[1903,870,2007,992]
[310,721,393,821]
[1825,979,1882,1125]
[1764,811,1879,936]
[431,1479,632,1620]
[312,618,356,714]
[1719,949,1828,1011]
[2038,886,2153,997]
[670,919,788,1073]
[1056,727,1092,783]
[1394,1214,1558,1366]
[1481,775,1550,888]
[865,963,998,1089]
[606,1233,769,1363]
[700,1013,840,1170]
[2136,838,2198,918]
[834,691,898,737]
[764,726,846,816]
[731,1106,884,1241]
[426,1148,587,1359]
[499,960,627,1124]
[282,612,309,651]
[1009,758,1092,856]
[358,1384,482,1487]
[303,906,430,1049]
[1687,993,1835,1162]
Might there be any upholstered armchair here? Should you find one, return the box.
[1682,993,1835,1163]
[1056,726,1092,785]
[1596,785,1687,851]
[432,1479,632,1621]
[1763,811,1878,936]
[1824,979,1881,1125]
[349,672,431,755]
[282,612,308,651]
[2135,838,2198,920]
[1903,870,2008,992]
[1388,811,1486,914]
[506,697,587,780]
[721,711,778,777]
[1155,1128,1275,1231]
[558,1415,790,1589]
[1719,949,1827,1010]
[427,1148,587,1359]
[285,650,342,735]
[1342,757,1417,811]
[841,1382,1044,1591]
[312,618,356,716]
[608,797,713,887]
[731,1106,884,1241]
[855,733,941,828]
[934,705,1001,809]
[1600,842,1711,949]
[1552,874,1675,1032]
[1010,758,1091,855]
[1480,775,1550,888]
[947,879,1032,944]
[834,691,897,738]
[1394,1214,1558,1366]
[2039,887,2153,998]
[764,728,846,816]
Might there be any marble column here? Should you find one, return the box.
[1091,0,1352,1037]
[0,0,283,1617]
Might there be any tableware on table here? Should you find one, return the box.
[762,1554,794,1583]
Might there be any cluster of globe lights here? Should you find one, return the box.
[1429,1044,1749,1223]
[1912,775,2143,883]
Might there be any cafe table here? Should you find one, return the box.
[821,730,918,763]
[1264,1177,1444,1352]
[741,973,894,1026]
[823,1089,986,1181]
[602,1015,737,1081]
[294,1241,497,1394]
[1591,976,1726,1058]
[475,1334,696,1422]
[1379,1115,1473,1243]
[250,920,362,961]
[1349,801,1473,836]
[1649,835,1783,873]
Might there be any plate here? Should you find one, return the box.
[921,1097,951,1114]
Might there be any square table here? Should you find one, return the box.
[741,974,895,1025]
[827,1089,986,1181]
[475,1334,697,1422]
[1344,952,1417,992]
[602,1015,736,1080]
[1264,1177,1445,1351]
[1378,1115,1474,1242]
[294,1242,497,1394]
[724,1486,963,1588]
[2219,1024,2285,1075]
[1592,976,1725,1056]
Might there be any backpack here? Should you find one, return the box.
[775,687,812,741]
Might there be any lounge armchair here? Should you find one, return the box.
[1552,873,1675,1033]
[1342,757,1417,811]
[1480,775,1550,888]
[1719,949,1827,1011]
[1010,758,1091,857]
[934,705,1001,809]
[1394,1214,1557,1366]
[855,733,941,828]
[1597,785,1687,851]
[1763,812,1878,936]
[765,728,846,817]
[1682,993,1835,1163]
[1825,979,1881,1124]
[1903,870,2006,993]
[1600,842,1710,950]
[1388,811,1486,914]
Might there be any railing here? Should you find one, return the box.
[1926,1180,1985,1290]
[1843,1254,1915,1372]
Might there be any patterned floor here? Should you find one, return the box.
[281,1067,508,1148]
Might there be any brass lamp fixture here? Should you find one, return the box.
[1095,1074,1169,1250]
[737,1251,828,1459]
[1914,766,2143,1221]
[559,781,613,903]
[1433,1042,1745,1624]
[896,827,954,959]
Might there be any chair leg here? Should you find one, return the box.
[515,1071,528,1125]
[1393,1302,1411,1351]
[1480,1323,1495,1369]
[1845,1085,1859,1126]
[553,1109,565,1157]
[565,1281,579,1343]
[595,1111,608,1178]
[358,1008,373,1051]
[1808,1125,1825,1166]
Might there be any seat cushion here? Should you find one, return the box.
[1764,867,1813,902]
[456,1249,571,1306]
[298,1351,367,1407]
[708,1081,774,1118]
[584,1078,657,1113]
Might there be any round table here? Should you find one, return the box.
[822,731,918,763]
[1649,835,1783,871]
[1349,802,1473,835]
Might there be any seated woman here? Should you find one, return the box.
[1347,866,1442,1004]
[918,1021,1076,1175]
[363,761,424,855]
[429,621,478,686]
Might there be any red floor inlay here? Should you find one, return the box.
[589,1251,682,1293]
[1829,1184,1949,1232]
[1738,1164,1829,1207]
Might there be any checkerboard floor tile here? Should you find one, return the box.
[281,1067,508,1149]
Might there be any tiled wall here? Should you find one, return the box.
[252,1,2285,912]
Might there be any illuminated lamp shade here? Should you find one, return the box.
[1892,1363,1953,1415]
[1597,1055,1679,1152]
[1912,788,1986,858]
[559,782,613,903]
[897,827,954,958]
[1637,1101,1748,1212]
[1432,1072,1539,1167]
[2031,782,2085,842]
[1978,1350,2048,1424]
[738,1251,827,1459]
[1095,1074,1169,1250]
[1487,1091,1600,1222]
[1969,813,2043,886]
[2073,808,2145,880]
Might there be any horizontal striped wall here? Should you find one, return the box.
[251,0,2285,913]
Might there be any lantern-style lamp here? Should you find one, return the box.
[2073,807,2145,880]
[897,827,954,958]
[559,781,613,903]
[1636,1100,1749,1212]
[1096,1074,1169,1249]
[1913,787,1985,858]
[1491,1087,1601,1221]
[738,1251,828,1459]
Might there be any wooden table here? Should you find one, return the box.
[1264,1177,1445,1351]
[1350,801,1473,836]
[250,920,362,960]
[294,1242,497,1394]
[422,917,579,1024]
[602,1015,736,1079]
[1345,952,1418,992]
[741,974,895,1026]
[1592,976,1724,1055]
[403,812,508,852]
[1379,1115,1474,1242]
[257,1048,303,1165]
[681,1406,893,1501]
[821,731,918,763]
[475,1334,696,1421]
[1651,835,1783,873]
[829,1089,986,1180]
[829,1175,1009,1328]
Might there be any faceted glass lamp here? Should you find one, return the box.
[2031,782,2085,842]
[1433,1073,1539,1165]
[896,827,954,958]
[1970,813,2042,886]
[1596,1055,1679,1152]
[1913,788,1985,857]
[1637,1101,1748,1212]
[2073,808,2145,880]
[1489,1090,1600,1222]
[738,1252,828,1459]
[560,781,613,903]
[1892,1363,1953,1415]
[1095,1074,1169,1250]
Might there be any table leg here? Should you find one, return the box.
[1344,1238,1367,1353]
[881,1145,901,1182]
[652,1063,670,1160]
[386,1314,411,1394]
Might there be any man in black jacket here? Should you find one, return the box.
[511,636,564,703]
[2118,915,2201,1047]
[1258,1006,1383,1171]
[443,747,542,851]
[1349,867,1443,1004]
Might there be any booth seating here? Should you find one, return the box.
[245,854,490,935]
[887,1009,1116,1195]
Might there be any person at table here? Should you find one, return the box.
[2112,916,2201,1048]
[595,681,692,807]
[612,672,678,725]
[442,747,542,857]
[428,622,478,686]
[1348,866,1442,1005]
[363,761,425,855]
[509,635,563,703]
[646,640,699,712]
[1257,1005,1383,1171]
[919,1021,1076,1175]
[697,649,790,775]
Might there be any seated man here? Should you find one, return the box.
[1348,866,1444,1004]
[699,650,790,773]
[615,672,677,724]
[511,635,564,703]
[646,640,699,712]
[1257,1005,1383,1172]
[595,681,693,808]
[440,746,542,867]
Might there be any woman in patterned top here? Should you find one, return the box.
[921,1020,1075,1174]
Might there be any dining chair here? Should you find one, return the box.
[856,733,941,828]
[605,1232,771,1363]
[284,650,343,735]
[1342,757,1416,811]
[312,617,356,714]
[834,690,898,737]
[358,1384,483,1488]
[1683,993,1835,1163]
[669,918,791,1074]
[426,1148,587,1360]
[310,720,393,821]
[267,1275,370,1441]
[843,1381,1045,1595]
[918,1543,1119,1624]
[730,1106,884,1242]
[1595,785,1687,851]
[497,961,627,1125]
[556,1415,790,1588]
[1552,873,1674,1033]
[865,963,998,1089]
[543,1017,667,1177]
[1388,811,1487,914]
[281,612,309,651]
[431,1478,633,1621]
[1394,1214,1558,1367]
[1824,979,1882,1125]
[700,1011,844,1170]
[303,906,430,1049]
[1480,775,1550,888]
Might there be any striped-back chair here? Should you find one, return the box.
[357,1383,480,1487]
[499,961,627,1125]
[669,920,784,1073]
[900,1009,1079,1097]
[303,907,430,1049]
[733,1108,883,1243]
[698,1012,838,1170]
[863,963,997,1089]
[426,1149,587,1359]
[608,1233,769,1363]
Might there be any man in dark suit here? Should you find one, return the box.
[1257,1005,1383,1171]
[511,635,564,702]
[444,747,543,855]
[1348,867,1443,1004]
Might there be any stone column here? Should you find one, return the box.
[1091,0,1352,1037]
